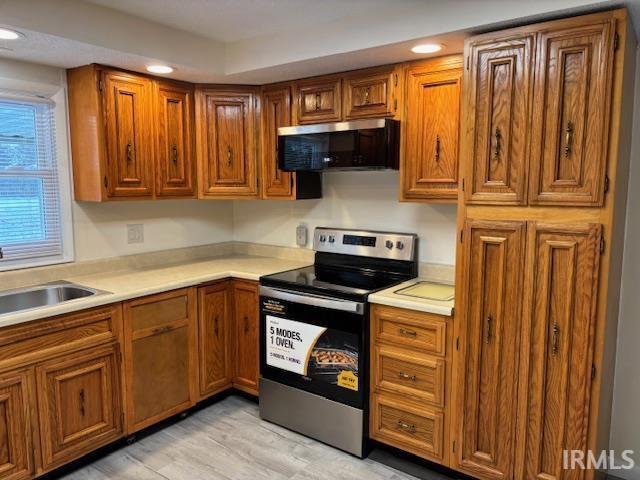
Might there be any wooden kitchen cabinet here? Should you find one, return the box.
[528,17,615,206]
[462,33,535,205]
[0,370,35,480]
[293,75,342,124]
[232,280,260,395]
[196,87,259,198]
[400,56,462,202]
[155,80,197,198]
[36,344,122,473]
[453,220,525,480]
[123,289,198,433]
[198,281,233,398]
[342,65,401,120]
[517,224,602,480]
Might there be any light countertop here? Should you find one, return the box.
[368,278,455,316]
[0,255,310,329]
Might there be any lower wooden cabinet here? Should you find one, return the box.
[123,289,198,433]
[36,345,123,473]
[0,370,35,480]
[370,305,452,466]
[231,280,260,395]
[198,282,233,398]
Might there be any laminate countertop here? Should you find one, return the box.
[368,278,455,316]
[0,255,310,330]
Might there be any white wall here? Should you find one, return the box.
[233,171,458,265]
[610,47,640,480]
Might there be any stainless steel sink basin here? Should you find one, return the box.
[0,281,109,316]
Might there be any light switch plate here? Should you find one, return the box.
[127,224,144,244]
[296,224,308,247]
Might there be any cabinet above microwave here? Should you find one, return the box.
[277,119,399,172]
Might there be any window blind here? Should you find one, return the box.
[0,97,63,262]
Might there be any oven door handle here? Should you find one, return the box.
[259,286,365,314]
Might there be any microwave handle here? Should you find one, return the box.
[260,286,364,314]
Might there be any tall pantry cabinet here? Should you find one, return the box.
[452,9,635,480]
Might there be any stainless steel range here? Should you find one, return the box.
[258,227,418,457]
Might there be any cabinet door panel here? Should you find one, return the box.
[295,78,341,124]
[233,281,259,395]
[464,35,534,204]
[198,282,232,397]
[0,371,33,480]
[455,220,525,480]
[519,224,601,480]
[36,345,122,472]
[261,86,295,199]
[402,58,462,201]
[198,91,258,197]
[343,68,396,119]
[156,82,196,197]
[103,72,154,197]
[529,20,615,205]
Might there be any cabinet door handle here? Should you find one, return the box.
[213,315,219,336]
[435,135,441,162]
[552,322,560,355]
[398,371,417,382]
[396,420,416,433]
[79,388,86,417]
[315,93,321,111]
[126,142,133,163]
[243,315,249,335]
[227,146,233,166]
[171,143,178,164]
[363,87,370,105]
[399,328,417,338]
[564,122,574,158]
[486,314,493,344]
[493,128,502,160]
[152,325,174,335]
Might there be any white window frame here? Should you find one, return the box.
[0,87,74,271]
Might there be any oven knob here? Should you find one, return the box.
[328,235,335,243]
[319,235,326,242]
[385,240,394,249]
[396,241,404,250]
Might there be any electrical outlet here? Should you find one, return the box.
[296,224,308,247]
[127,224,144,244]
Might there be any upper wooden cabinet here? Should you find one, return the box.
[528,16,616,206]
[155,81,197,198]
[196,87,259,199]
[517,224,601,480]
[463,10,617,206]
[401,56,462,202]
[67,65,196,201]
[462,34,535,205]
[293,76,342,124]
[343,65,401,120]
[454,220,525,480]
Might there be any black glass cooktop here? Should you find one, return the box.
[260,264,410,302]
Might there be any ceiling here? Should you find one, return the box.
[0,0,638,84]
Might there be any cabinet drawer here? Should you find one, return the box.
[128,290,189,332]
[373,305,446,355]
[371,394,444,462]
[374,345,445,407]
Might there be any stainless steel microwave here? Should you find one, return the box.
[277,118,399,171]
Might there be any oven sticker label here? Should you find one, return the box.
[337,371,359,391]
[266,316,326,375]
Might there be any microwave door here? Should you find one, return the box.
[279,133,329,171]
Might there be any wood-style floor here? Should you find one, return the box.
[61,395,420,480]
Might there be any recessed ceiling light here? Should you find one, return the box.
[146,65,174,74]
[411,43,443,54]
[0,28,23,40]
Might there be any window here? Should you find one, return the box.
[0,94,72,270]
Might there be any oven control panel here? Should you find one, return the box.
[313,227,417,261]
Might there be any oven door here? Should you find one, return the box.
[259,286,366,409]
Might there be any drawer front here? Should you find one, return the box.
[374,305,446,355]
[128,290,189,332]
[371,394,444,462]
[375,345,445,407]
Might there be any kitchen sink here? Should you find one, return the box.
[0,281,109,316]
